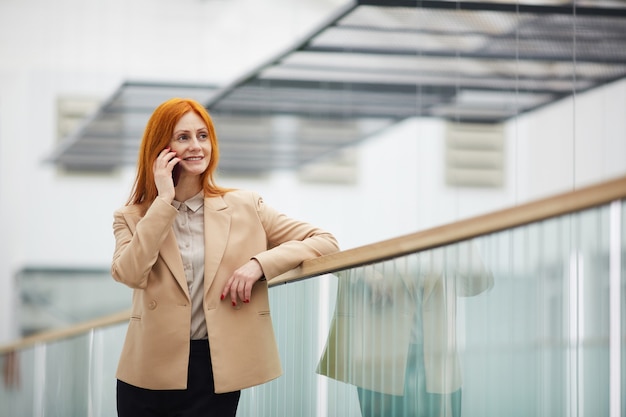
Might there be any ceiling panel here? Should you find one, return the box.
[49,0,626,175]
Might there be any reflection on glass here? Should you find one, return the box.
[0,201,623,417]
[2,351,19,389]
[317,241,494,417]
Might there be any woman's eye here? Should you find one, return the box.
[199,133,208,141]
[177,135,188,141]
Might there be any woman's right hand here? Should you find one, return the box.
[153,148,180,203]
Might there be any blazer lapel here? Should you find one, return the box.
[203,196,231,290]
[160,230,190,299]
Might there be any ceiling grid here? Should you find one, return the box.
[49,0,626,174]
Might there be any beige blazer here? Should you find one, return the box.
[111,190,339,393]
[317,243,493,395]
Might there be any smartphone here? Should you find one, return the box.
[172,162,182,187]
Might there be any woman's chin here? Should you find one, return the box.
[182,164,208,177]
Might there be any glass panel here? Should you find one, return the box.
[245,200,624,416]
[1,200,623,416]
[0,324,126,417]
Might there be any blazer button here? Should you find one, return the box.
[148,300,157,310]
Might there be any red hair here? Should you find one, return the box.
[127,98,231,206]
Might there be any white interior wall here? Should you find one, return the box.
[1,0,625,344]
[514,78,626,200]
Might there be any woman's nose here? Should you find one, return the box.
[189,136,202,149]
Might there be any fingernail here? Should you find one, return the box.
[244,299,250,303]
[220,294,225,300]
[232,301,237,307]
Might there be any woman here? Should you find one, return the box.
[111,98,339,416]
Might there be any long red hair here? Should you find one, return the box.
[127,98,231,206]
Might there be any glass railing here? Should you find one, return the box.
[241,186,625,417]
[2,176,625,417]
[0,312,129,417]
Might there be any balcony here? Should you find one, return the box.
[2,175,624,417]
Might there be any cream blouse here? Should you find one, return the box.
[171,191,207,340]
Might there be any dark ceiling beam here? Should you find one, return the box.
[356,0,626,17]
[330,24,626,46]
[303,45,626,65]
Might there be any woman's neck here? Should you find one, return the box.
[174,179,203,202]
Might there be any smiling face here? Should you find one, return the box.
[170,111,212,183]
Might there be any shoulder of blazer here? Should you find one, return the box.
[214,189,260,210]
[113,202,148,226]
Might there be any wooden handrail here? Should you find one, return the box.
[0,309,131,354]
[1,175,625,354]
[271,175,626,285]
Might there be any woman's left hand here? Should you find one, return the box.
[221,259,264,306]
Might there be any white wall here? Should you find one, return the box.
[1,0,625,345]
[304,77,626,248]
[514,78,626,200]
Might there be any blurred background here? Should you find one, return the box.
[0,0,624,355]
